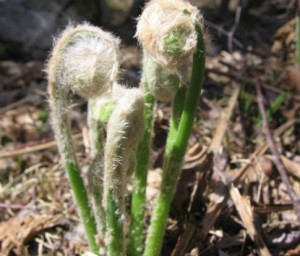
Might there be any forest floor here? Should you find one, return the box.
[0,1,300,256]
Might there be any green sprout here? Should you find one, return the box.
[47,1,206,255]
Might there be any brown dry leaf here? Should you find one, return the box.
[0,214,64,256]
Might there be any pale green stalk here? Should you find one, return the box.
[47,24,120,255]
[49,84,99,254]
[104,89,145,256]
[165,86,187,154]
[143,23,205,256]
[87,98,116,247]
[129,55,183,255]
[129,78,155,255]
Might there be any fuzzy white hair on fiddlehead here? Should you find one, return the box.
[48,23,120,100]
[143,55,181,101]
[47,23,120,165]
[136,0,202,68]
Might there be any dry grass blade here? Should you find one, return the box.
[209,83,240,154]
[171,224,196,256]
[229,185,272,256]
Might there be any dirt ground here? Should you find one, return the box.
[0,1,300,255]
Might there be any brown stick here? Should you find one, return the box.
[0,133,82,159]
[209,83,240,154]
[255,81,300,224]
[205,21,244,49]
[206,68,300,102]
[228,5,242,52]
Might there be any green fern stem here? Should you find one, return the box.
[129,80,155,256]
[49,87,99,254]
[143,22,205,256]
[106,189,125,256]
[88,98,116,242]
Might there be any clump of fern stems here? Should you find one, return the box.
[46,1,206,255]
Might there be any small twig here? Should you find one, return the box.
[0,96,32,115]
[205,20,244,49]
[0,133,82,159]
[0,203,27,210]
[256,81,300,224]
[228,5,242,52]
[206,68,300,102]
[253,202,294,214]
